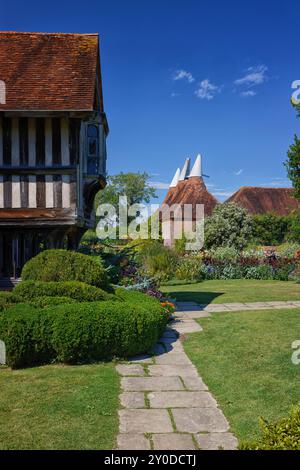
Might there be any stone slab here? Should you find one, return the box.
[116,364,145,376]
[119,409,173,433]
[120,392,145,409]
[196,432,238,450]
[148,364,198,377]
[148,391,217,408]
[203,305,231,312]
[152,433,196,450]
[184,311,211,318]
[155,352,192,365]
[172,408,229,433]
[117,434,151,450]
[122,376,184,391]
[182,376,208,391]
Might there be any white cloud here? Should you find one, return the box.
[173,69,195,83]
[151,181,170,190]
[234,65,268,87]
[171,92,180,97]
[240,90,257,97]
[195,79,221,100]
[234,169,243,175]
[211,190,234,198]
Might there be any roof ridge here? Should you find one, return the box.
[0,31,99,36]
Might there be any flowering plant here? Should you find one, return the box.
[160,301,176,321]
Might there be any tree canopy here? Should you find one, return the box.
[95,172,157,209]
[285,105,300,200]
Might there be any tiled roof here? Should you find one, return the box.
[227,186,299,215]
[0,31,101,111]
[161,177,218,217]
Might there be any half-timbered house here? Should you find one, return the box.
[0,32,108,284]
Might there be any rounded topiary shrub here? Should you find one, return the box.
[13,280,116,303]
[21,249,110,291]
[0,297,167,368]
[27,296,76,309]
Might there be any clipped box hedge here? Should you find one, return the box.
[21,249,111,291]
[12,280,116,303]
[0,298,167,369]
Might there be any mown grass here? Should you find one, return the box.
[0,362,120,450]
[161,279,300,304]
[183,308,300,442]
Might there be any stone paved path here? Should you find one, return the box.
[116,299,300,450]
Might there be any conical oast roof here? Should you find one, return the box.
[170,176,218,217]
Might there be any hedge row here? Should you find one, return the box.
[12,280,116,303]
[0,295,167,368]
[21,249,111,291]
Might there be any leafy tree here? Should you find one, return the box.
[204,203,253,250]
[95,172,157,208]
[94,172,157,236]
[285,104,300,200]
[285,135,300,201]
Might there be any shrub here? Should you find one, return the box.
[115,287,162,305]
[13,281,115,303]
[286,213,300,242]
[174,257,204,281]
[252,213,289,245]
[205,203,253,250]
[0,291,15,312]
[21,249,110,290]
[213,246,239,262]
[139,241,179,281]
[219,264,243,280]
[244,265,273,280]
[277,242,300,259]
[0,297,167,368]
[240,404,300,450]
[0,305,56,368]
[27,296,76,308]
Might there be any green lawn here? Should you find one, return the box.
[161,279,300,304]
[183,308,300,442]
[0,362,120,450]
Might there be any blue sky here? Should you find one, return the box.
[2,0,300,203]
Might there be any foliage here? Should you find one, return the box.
[212,246,239,262]
[160,301,176,321]
[277,242,300,258]
[252,213,289,245]
[94,172,157,233]
[0,292,15,311]
[205,203,253,250]
[286,213,300,242]
[138,241,179,281]
[285,134,300,201]
[95,172,157,208]
[174,256,204,281]
[13,281,115,303]
[26,296,76,308]
[21,249,110,291]
[240,404,300,450]
[0,296,167,369]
